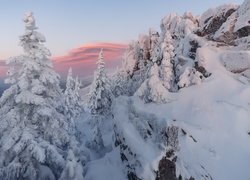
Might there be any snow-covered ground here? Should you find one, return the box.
[78,44,250,180]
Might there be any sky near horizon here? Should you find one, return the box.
[0,0,244,78]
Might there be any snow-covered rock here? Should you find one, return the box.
[234,0,250,34]
[198,4,238,38]
[221,51,250,73]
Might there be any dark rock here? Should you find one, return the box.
[121,153,128,162]
[128,172,141,180]
[172,156,177,163]
[194,62,211,78]
[236,26,250,38]
[181,129,187,135]
[196,8,236,37]
[189,40,200,60]
[189,135,197,143]
[156,157,177,180]
[147,129,152,136]
[148,122,153,130]
[204,17,213,25]
[166,149,175,158]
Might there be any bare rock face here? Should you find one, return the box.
[156,126,179,180]
[236,26,250,38]
[156,150,177,180]
[197,1,250,44]
[198,8,236,37]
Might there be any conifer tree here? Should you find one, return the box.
[88,49,113,115]
[64,68,81,135]
[0,12,83,180]
[160,31,175,91]
[136,63,170,103]
[59,150,84,180]
[73,76,82,116]
[149,29,162,64]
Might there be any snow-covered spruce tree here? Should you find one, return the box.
[135,63,170,103]
[85,125,104,152]
[178,66,204,88]
[130,38,152,95]
[59,150,84,180]
[122,41,138,78]
[88,49,113,115]
[110,67,128,97]
[73,76,82,115]
[160,30,176,91]
[149,29,162,64]
[0,12,83,180]
[64,68,82,135]
[64,68,76,135]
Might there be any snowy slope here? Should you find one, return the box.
[147,46,250,179]
[79,45,250,180]
[78,1,250,179]
[97,45,249,180]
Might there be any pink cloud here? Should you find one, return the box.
[52,42,127,78]
[0,42,127,81]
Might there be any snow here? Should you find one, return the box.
[221,51,250,73]
[214,11,237,39]
[234,0,250,32]
[242,69,250,78]
[85,149,126,180]
[124,46,250,179]
[79,44,250,180]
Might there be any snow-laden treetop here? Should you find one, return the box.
[97,49,105,69]
[23,12,37,30]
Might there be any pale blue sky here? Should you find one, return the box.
[0,0,243,59]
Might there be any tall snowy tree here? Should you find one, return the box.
[85,125,104,152]
[64,68,82,133]
[59,150,84,180]
[149,29,162,64]
[73,76,82,115]
[136,63,170,103]
[0,12,83,180]
[160,30,175,91]
[88,49,113,115]
[178,67,204,88]
[64,68,82,135]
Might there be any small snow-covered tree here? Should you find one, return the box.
[110,68,128,97]
[135,63,170,103]
[160,30,175,91]
[0,12,82,180]
[59,150,84,180]
[86,126,104,152]
[178,67,204,88]
[64,68,82,135]
[88,49,113,115]
[138,34,150,60]
[73,76,82,115]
